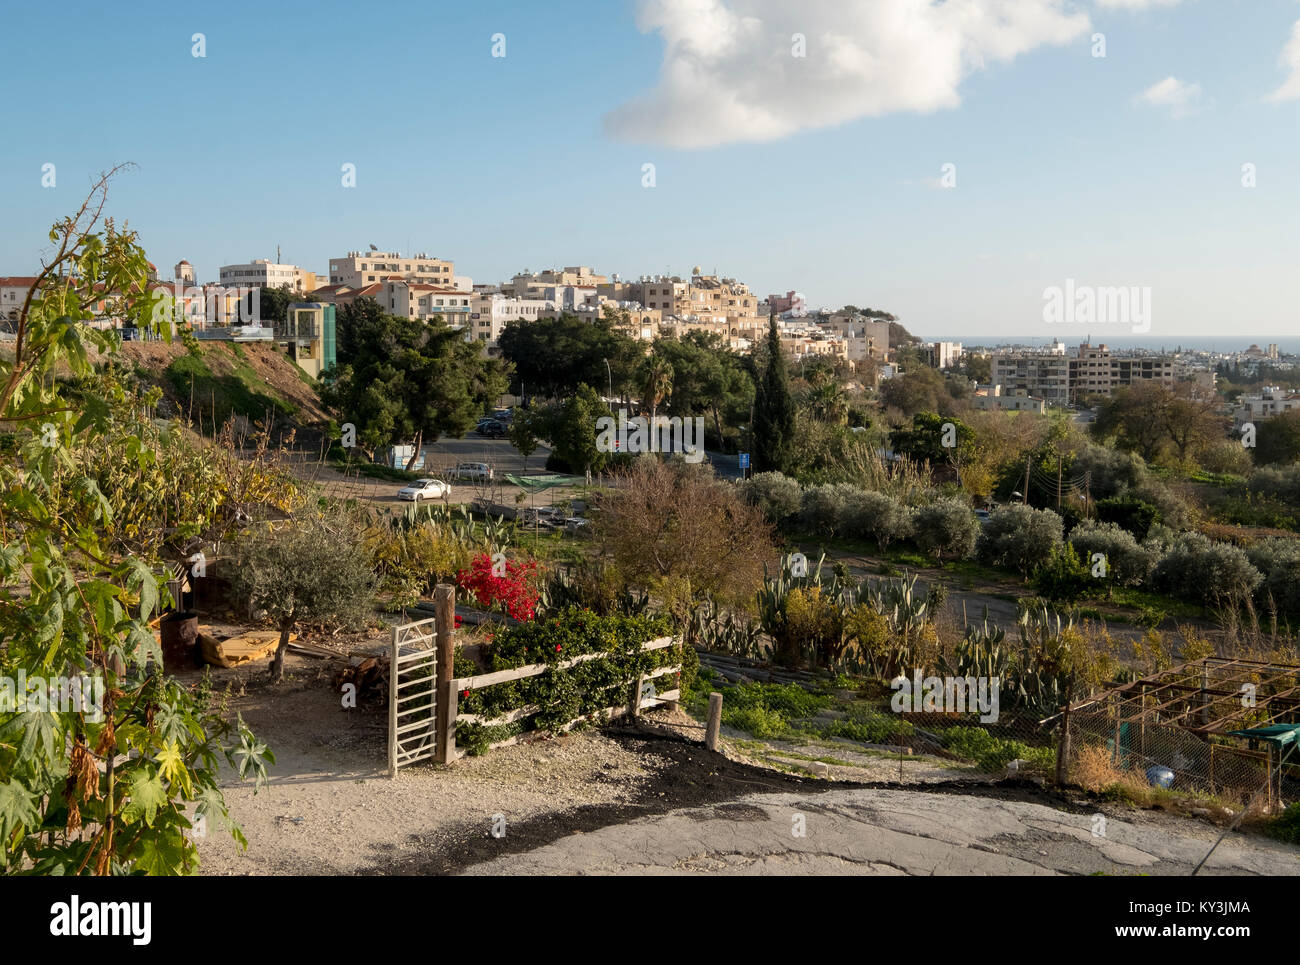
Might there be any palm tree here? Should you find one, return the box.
[807,381,848,424]
[640,356,674,423]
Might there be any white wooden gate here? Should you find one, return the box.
[387,617,439,776]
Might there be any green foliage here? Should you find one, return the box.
[912,498,980,561]
[1067,520,1157,587]
[941,726,1053,772]
[1268,801,1300,845]
[978,504,1063,576]
[1254,409,1300,466]
[890,412,976,466]
[498,313,641,400]
[536,383,609,475]
[1033,543,1093,603]
[752,317,796,473]
[456,609,677,745]
[1095,495,1160,540]
[740,471,802,525]
[0,178,273,876]
[1151,532,1262,608]
[228,510,377,679]
[321,297,509,460]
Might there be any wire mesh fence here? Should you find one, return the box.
[1059,658,1300,810]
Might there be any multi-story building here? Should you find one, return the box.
[328,251,455,289]
[469,292,557,350]
[991,341,1182,406]
[1233,386,1300,427]
[219,259,318,293]
[379,279,473,325]
[821,315,890,363]
[766,290,807,317]
[504,266,606,297]
[928,341,964,369]
[1067,342,1178,401]
[991,352,1071,406]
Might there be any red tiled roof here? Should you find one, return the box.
[0,276,41,287]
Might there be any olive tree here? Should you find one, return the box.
[978,504,1063,577]
[912,498,980,561]
[230,511,377,682]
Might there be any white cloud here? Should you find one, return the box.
[1094,0,1185,9]
[1135,75,1201,116]
[1266,19,1300,103]
[603,0,1091,149]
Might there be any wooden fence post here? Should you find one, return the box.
[628,673,645,719]
[434,584,456,764]
[388,623,400,778]
[705,692,723,751]
[1055,702,1071,786]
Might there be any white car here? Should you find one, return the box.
[397,478,449,501]
[451,462,494,482]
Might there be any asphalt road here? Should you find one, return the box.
[459,785,1300,876]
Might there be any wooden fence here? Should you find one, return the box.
[445,636,681,761]
[386,584,682,773]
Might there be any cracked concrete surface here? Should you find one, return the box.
[459,787,1300,876]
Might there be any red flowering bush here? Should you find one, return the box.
[456,553,541,621]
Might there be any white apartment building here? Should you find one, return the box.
[469,293,556,348]
[329,251,454,289]
[219,259,316,292]
[929,341,964,369]
[1233,387,1300,427]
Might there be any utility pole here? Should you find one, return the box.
[1084,471,1092,519]
[1057,450,1064,511]
[1023,457,1031,506]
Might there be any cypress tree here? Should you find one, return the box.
[753,313,795,472]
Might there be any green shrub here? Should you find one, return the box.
[912,498,979,561]
[741,471,803,526]
[978,504,1063,576]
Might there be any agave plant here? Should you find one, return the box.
[940,614,1009,680]
[1010,602,1078,717]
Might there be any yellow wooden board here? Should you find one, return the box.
[198,630,297,668]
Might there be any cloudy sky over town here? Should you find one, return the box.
[4,0,1299,337]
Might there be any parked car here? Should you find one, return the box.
[563,516,590,533]
[973,508,992,527]
[474,419,507,438]
[451,462,494,482]
[397,478,449,501]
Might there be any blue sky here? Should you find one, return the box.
[3,0,1299,339]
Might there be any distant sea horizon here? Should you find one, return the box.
[917,334,1300,356]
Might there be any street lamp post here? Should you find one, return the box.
[604,358,613,412]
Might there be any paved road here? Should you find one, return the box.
[459,786,1300,876]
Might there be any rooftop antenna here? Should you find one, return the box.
[277,244,281,265]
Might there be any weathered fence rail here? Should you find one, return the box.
[444,636,681,760]
[388,583,683,774]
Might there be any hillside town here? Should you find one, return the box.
[7,1,1300,929]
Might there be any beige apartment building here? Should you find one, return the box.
[219,260,319,293]
[329,251,455,289]
[379,279,473,325]
[1068,342,1178,401]
[991,342,1181,406]
[991,353,1071,406]
[505,266,607,297]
